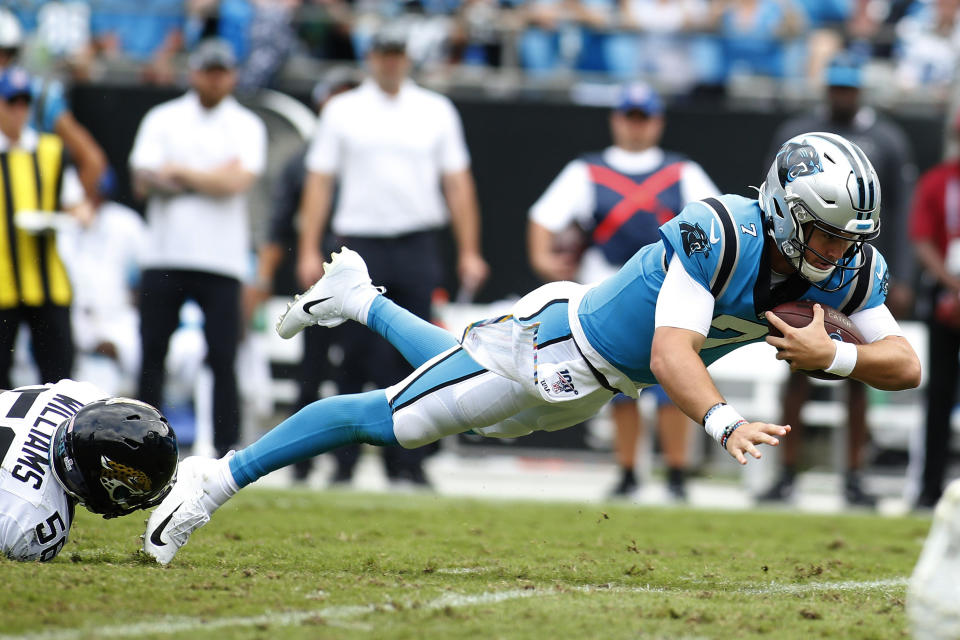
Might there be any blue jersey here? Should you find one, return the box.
[577,194,890,385]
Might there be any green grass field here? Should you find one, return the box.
[1,489,933,640]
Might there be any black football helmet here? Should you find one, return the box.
[50,398,178,519]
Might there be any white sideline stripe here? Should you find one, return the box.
[0,578,908,640]
[435,567,490,574]
[738,577,908,595]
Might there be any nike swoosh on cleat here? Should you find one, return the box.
[302,297,333,314]
[150,503,184,547]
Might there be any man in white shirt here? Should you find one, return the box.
[528,83,719,501]
[294,28,488,486]
[57,168,147,395]
[128,38,267,458]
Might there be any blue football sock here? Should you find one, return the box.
[366,296,458,368]
[229,390,397,488]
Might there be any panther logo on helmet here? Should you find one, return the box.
[99,455,152,502]
[680,222,710,257]
[777,142,822,185]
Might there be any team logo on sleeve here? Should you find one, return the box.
[777,142,822,186]
[679,222,711,257]
[879,269,889,296]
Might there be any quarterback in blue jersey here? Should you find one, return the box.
[143,132,921,565]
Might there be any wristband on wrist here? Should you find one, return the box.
[702,402,726,427]
[703,403,746,443]
[824,341,858,377]
[720,420,748,450]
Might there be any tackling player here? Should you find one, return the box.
[0,380,177,561]
[144,132,921,565]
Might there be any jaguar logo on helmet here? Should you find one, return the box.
[99,455,152,503]
[50,398,178,518]
[777,142,822,186]
[680,222,710,258]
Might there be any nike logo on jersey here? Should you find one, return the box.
[709,219,720,244]
[302,297,333,314]
[150,503,183,547]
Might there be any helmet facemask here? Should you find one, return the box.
[784,199,875,290]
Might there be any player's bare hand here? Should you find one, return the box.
[725,422,791,465]
[765,305,834,371]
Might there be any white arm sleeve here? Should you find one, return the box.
[59,167,84,209]
[528,160,594,232]
[128,108,165,171]
[239,114,267,176]
[680,161,721,204]
[849,304,904,343]
[438,98,471,173]
[305,101,342,174]
[655,254,715,336]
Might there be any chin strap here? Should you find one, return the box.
[799,257,834,283]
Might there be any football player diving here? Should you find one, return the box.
[144,132,920,564]
[0,380,177,561]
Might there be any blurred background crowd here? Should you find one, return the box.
[2,0,960,513]
[2,0,960,101]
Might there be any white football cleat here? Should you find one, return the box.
[142,456,219,565]
[276,247,383,339]
[908,479,960,640]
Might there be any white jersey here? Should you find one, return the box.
[0,380,107,561]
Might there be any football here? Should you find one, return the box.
[768,300,864,380]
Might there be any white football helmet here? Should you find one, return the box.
[759,132,881,292]
[0,9,23,50]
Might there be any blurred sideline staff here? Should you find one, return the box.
[129,38,267,458]
[294,27,489,486]
[0,66,92,389]
[58,168,146,396]
[908,110,960,510]
[248,70,358,483]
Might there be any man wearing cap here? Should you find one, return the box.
[758,51,917,508]
[0,8,106,200]
[296,28,489,487]
[129,37,267,458]
[528,82,719,501]
[0,66,92,389]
